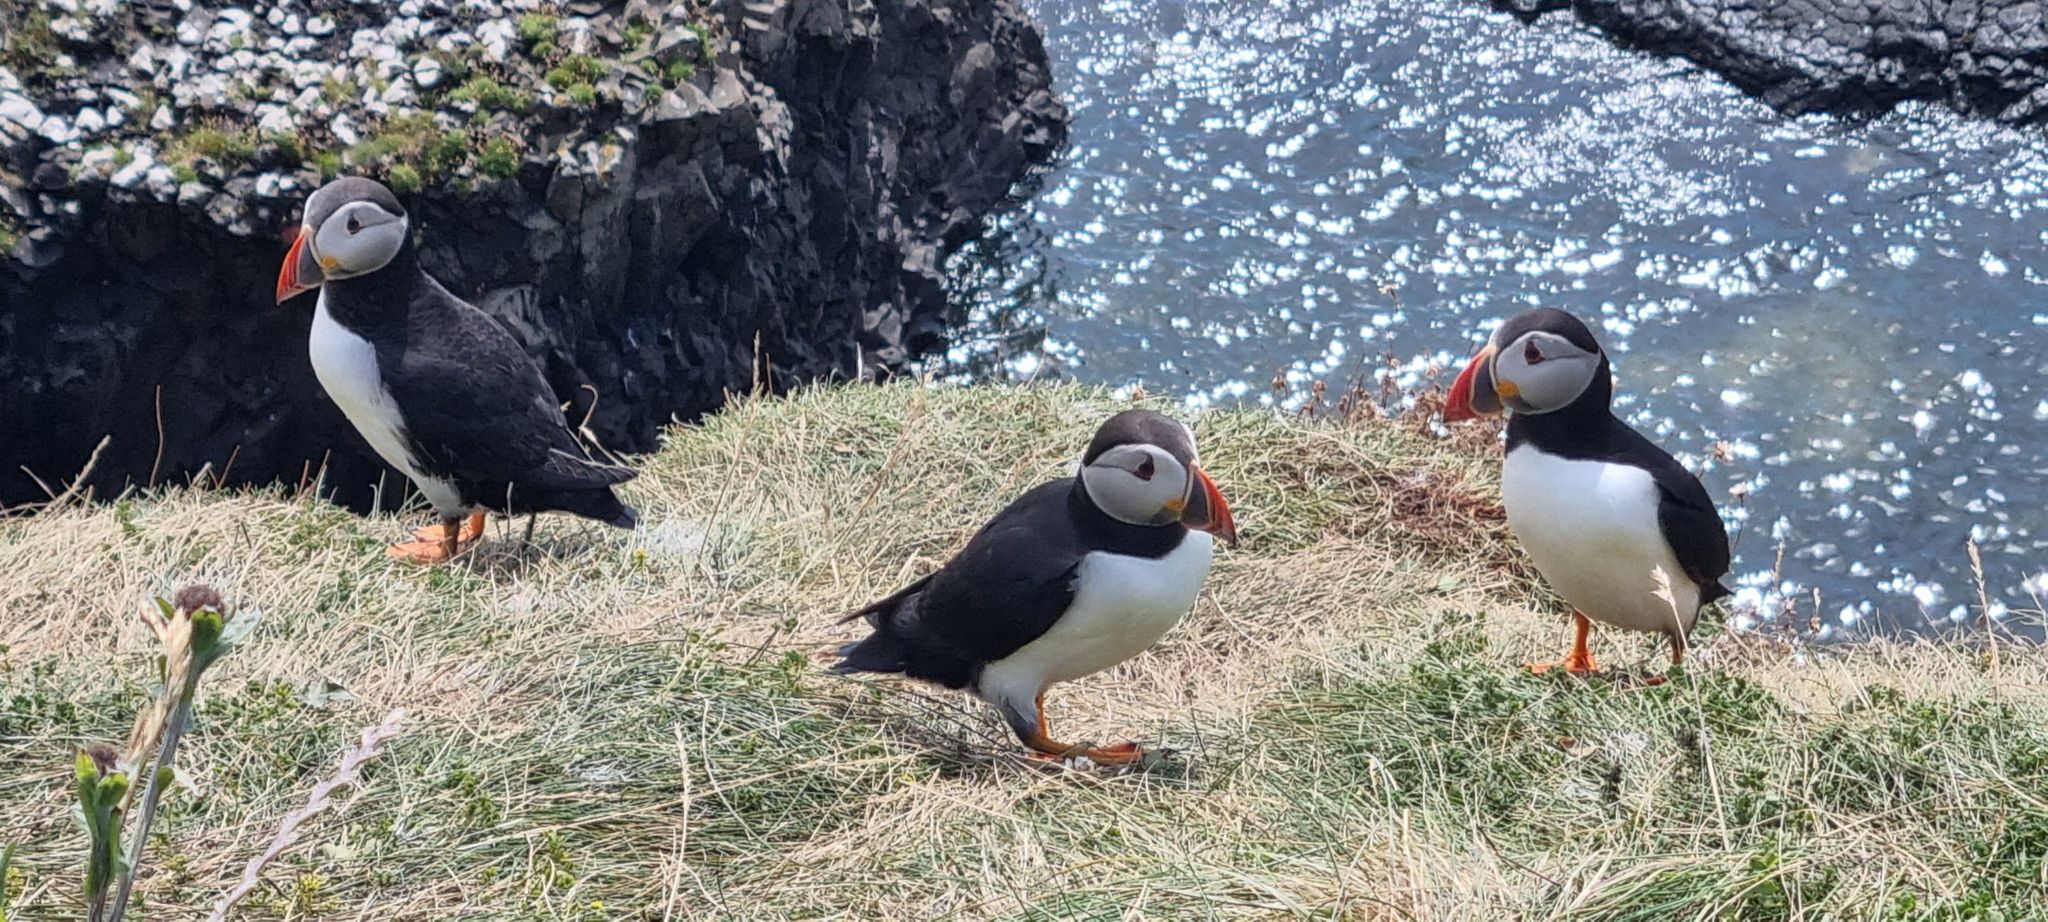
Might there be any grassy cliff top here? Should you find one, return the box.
[1,382,2044,919]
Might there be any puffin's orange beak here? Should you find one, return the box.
[276,225,322,303]
[1178,465,1238,546]
[1443,342,1504,422]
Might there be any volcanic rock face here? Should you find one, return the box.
[1493,0,2048,123]
[0,0,1065,509]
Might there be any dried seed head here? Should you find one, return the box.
[84,743,120,775]
[173,584,224,614]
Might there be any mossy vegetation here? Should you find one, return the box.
[0,383,2041,917]
[447,74,532,116]
[0,7,60,77]
[477,135,520,177]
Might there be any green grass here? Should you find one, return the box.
[448,74,533,115]
[0,383,2043,919]
[477,136,520,178]
[0,9,59,77]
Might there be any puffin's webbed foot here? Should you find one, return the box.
[411,511,486,543]
[1013,694,1145,766]
[389,513,481,563]
[1526,610,1601,676]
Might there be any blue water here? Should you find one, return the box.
[942,0,2048,638]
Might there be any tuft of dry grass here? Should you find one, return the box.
[0,382,2044,920]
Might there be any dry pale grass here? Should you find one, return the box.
[0,381,2043,921]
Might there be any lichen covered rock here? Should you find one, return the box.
[0,0,1067,507]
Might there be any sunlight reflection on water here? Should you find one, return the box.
[939,0,2048,637]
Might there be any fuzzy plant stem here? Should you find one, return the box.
[105,682,196,922]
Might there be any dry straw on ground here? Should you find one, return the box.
[0,382,2043,919]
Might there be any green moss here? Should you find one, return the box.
[313,150,342,180]
[622,18,653,51]
[566,83,597,107]
[448,75,531,114]
[477,137,520,178]
[170,163,199,184]
[163,124,261,173]
[347,113,470,186]
[386,163,421,195]
[665,59,695,85]
[263,132,304,165]
[321,76,359,106]
[517,13,558,48]
[1,9,60,76]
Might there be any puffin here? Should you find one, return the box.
[1442,307,1730,675]
[833,409,1238,764]
[276,176,637,562]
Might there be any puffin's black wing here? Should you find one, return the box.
[385,279,633,492]
[1615,427,1733,606]
[833,480,1084,687]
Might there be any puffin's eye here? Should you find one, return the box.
[346,216,362,235]
[1132,458,1155,481]
[1523,340,1545,365]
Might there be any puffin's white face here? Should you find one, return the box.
[1081,440,1195,527]
[308,200,408,281]
[1488,328,1602,414]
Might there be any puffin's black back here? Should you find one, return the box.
[833,475,1189,686]
[319,235,637,526]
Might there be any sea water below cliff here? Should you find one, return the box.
[944,0,2048,638]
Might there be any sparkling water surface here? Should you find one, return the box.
[939,0,2048,637]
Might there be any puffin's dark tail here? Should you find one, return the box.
[524,486,638,529]
[832,629,911,676]
[829,574,937,676]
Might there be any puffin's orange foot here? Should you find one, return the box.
[1525,652,1600,676]
[385,538,458,563]
[412,512,486,543]
[1026,740,1144,766]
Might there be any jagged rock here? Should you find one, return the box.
[1491,0,2048,123]
[0,0,1067,509]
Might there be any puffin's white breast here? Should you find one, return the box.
[977,532,1214,707]
[1501,445,1699,635]
[309,292,465,514]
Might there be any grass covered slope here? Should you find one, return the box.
[0,382,2044,919]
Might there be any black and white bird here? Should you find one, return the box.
[276,177,636,562]
[1442,307,1730,675]
[833,410,1238,764]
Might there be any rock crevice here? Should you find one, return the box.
[0,0,1066,508]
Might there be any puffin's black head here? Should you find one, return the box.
[276,176,411,303]
[1078,409,1237,545]
[1443,307,1610,421]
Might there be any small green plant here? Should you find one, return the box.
[566,83,596,107]
[478,137,520,178]
[171,126,258,165]
[517,13,558,48]
[0,9,59,75]
[320,75,359,106]
[169,163,199,184]
[449,75,531,114]
[622,17,653,50]
[313,150,342,180]
[1,842,19,920]
[665,58,695,85]
[387,163,422,194]
[76,586,262,922]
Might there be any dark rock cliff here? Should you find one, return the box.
[1492,0,2048,123]
[0,0,1065,508]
